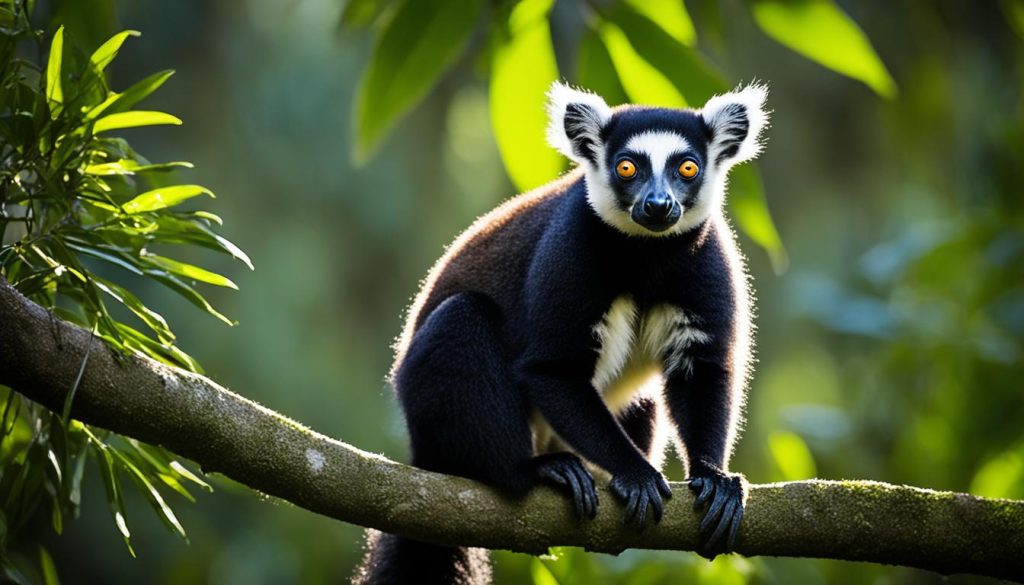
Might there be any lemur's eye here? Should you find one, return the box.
[615,159,637,179]
[678,159,700,179]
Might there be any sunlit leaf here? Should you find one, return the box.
[38,546,59,585]
[91,440,135,557]
[354,0,484,161]
[93,111,182,134]
[169,461,212,492]
[971,448,1023,499]
[83,159,192,176]
[144,255,238,289]
[122,184,213,214]
[610,4,727,105]
[45,26,64,112]
[93,276,174,341]
[112,450,187,541]
[148,272,235,326]
[490,0,564,192]
[768,431,817,481]
[728,164,787,271]
[530,558,560,585]
[753,0,896,98]
[98,69,175,117]
[623,0,695,45]
[598,22,686,108]
[89,30,140,72]
[576,27,628,106]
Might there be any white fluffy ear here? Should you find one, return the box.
[701,82,769,167]
[546,81,613,165]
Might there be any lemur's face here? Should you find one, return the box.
[547,83,768,237]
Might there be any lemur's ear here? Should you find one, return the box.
[701,83,769,167]
[546,82,613,166]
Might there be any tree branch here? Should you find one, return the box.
[0,277,1021,581]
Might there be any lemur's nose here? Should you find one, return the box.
[642,193,674,219]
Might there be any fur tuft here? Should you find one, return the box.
[700,82,770,167]
[546,81,613,164]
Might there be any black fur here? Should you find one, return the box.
[355,94,759,584]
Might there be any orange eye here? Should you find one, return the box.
[678,160,699,179]
[616,159,637,179]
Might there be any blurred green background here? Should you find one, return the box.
[7,0,1024,583]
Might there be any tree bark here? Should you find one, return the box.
[0,277,1021,581]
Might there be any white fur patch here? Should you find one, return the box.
[624,131,690,173]
[701,82,770,167]
[590,296,711,410]
[546,82,612,164]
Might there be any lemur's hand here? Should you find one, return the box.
[609,464,672,530]
[688,470,747,559]
[532,452,598,519]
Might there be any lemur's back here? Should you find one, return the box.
[392,170,584,373]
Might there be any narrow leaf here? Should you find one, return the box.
[113,450,187,540]
[122,184,213,214]
[753,0,896,98]
[144,255,238,289]
[729,164,787,271]
[623,0,696,45]
[353,0,484,161]
[577,27,628,106]
[93,111,182,134]
[90,30,140,72]
[149,272,235,326]
[490,0,564,191]
[599,22,686,108]
[93,276,174,341]
[45,26,64,111]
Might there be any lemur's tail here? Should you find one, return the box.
[352,530,492,585]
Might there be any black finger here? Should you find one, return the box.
[540,466,567,486]
[624,490,640,525]
[649,484,664,523]
[706,497,737,550]
[635,490,649,530]
[694,478,715,509]
[658,475,672,498]
[726,500,744,551]
[700,491,728,534]
[563,466,585,519]
[572,465,597,519]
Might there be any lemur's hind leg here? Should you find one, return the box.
[617,396,661,458]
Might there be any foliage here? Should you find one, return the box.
[0,1,247,580]
[344,0,895,271]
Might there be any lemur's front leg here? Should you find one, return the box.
[664,357,747,558]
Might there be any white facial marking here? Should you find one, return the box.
[624,131,691,175]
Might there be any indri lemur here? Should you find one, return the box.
[355,82,767,585]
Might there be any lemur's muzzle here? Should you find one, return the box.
[633,192,682,232]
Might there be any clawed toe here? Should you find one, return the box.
[687,473,746,559]
[532,453,598,519]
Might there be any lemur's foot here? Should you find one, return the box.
[688,472,746,559]
[532,452,598,519]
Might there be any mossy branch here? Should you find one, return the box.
[0,277,1021,581]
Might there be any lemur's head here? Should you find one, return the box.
[547,82,768,237]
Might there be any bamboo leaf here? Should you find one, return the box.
[121,184,213,214]
[93,111,182,134]
[144,255,238,289]
[112,450,187,540]
[598,22,686,108]
[623,0,695,45]
[89,30,140,72]
[353,0,484,161]
[45,26,64,112]
[753,0,896,98]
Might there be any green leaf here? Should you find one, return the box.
[93,276,174,341]
[122,184,213,214]
[728,164,787,271]
[144,255,238,290]
[753,0,896,98]
[622,0,695,45]
[149,273,235,326]
[39,546,60,585]
[112,450,187,541]
[489,0,564,192]
[93,111,182,134]
[598,22,686,108]
[92,441,135,557]
[531,558,560,585]
[576,27,628,106]
[609,4,727,105]
[89,70,175,119]
[353,0,484,161]
[339,0,397,29]
[89,30,140,72]
[768,431,817,481]
[64,240,145,276]
[83,159,192,176]
[168,460,212,492]
[970,448,1023,499]
[45,26,64,112]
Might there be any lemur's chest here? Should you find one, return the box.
[590,295,709,411]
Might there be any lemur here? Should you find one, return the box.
[354,81,766,585]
